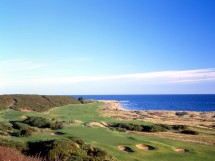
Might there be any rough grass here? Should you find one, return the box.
[0,95,81,112]
[0,146,42,161]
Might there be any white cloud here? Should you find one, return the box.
[1,68,215,94]
[26,68,215,84]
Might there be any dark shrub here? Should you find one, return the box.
[12,122,37,131]
[110,123,143,132]
[142,125,168,132]
[175,111,188,116]
[110,127,126,132]
[172,125,188,131]
[181,130,199,135]
[51,121,64,130]
[11,122,37,137]
[109,123,168,132]
[23,117,53,128]
[157,124,172,130]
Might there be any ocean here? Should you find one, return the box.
[73,95,215,112]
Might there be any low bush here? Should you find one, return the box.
[109,123,143,131]
[23,116,54,128]
[0,138,27,151]
[27,138,117,161]
[142,125,168,132]
[0,106,7,111]
[51,121,64,130]
[0,122,13,132]
[110,127,126,132]
[158,124,172,130]
[171,125,188,131]
[11,122,37,137]
[109,123,169,133]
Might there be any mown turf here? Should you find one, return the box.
[0,102,215,161]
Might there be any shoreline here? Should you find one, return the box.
[98,99,215,113]
[98,100,215,128]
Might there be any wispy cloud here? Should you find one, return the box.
[19,68,215,85]
[1,68,215,94]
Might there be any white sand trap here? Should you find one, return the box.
[69,120,83,125]
[86,122,107,128]
[117,146,134,153]
[50,132,56,136]
[136,144,155,150]
[174,148,189,152]
[21,116,28,119]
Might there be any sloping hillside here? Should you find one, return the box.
[0,95,80,112]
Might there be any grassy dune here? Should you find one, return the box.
[0,95,80,112]
[0,102,214,161]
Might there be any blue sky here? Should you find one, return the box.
[0,0,215,94]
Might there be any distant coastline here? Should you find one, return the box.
[74,94,215,112]
[98,100,215,129]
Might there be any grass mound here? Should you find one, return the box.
[11,121,37,137]
[28,138,117,161]
[0,95,81,112]
[0,121,13,132]
[22,116,54,128]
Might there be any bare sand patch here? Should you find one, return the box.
[20,109,32,112]
[174,148,189,152]
[69,120,83,125]
[50,132,65,136]
[136,144,155,150]
[117,146,134,153]
[86,122,107,128]
[20,115,28,119]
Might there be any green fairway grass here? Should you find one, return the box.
[0,102,214,161]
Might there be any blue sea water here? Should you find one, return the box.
[73,95,215,112]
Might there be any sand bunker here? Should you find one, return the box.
[174,148,189,152]
[50,132,65,136]
[117,146,134,153]
[20,115,28,119]
[136,144,155,150]
[69,120,83,125]
[86,122,107,128]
